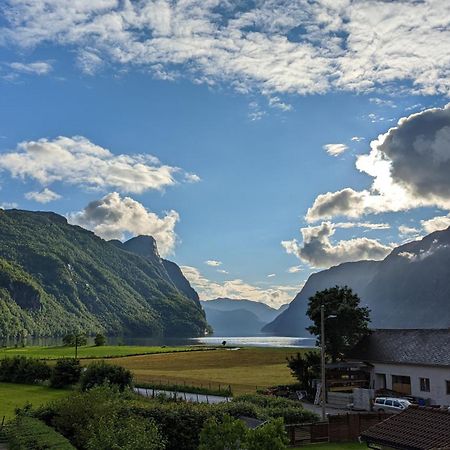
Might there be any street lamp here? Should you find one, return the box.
[320,305,337,421]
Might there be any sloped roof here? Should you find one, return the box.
[347,329,450,367]
[360,406,450,450]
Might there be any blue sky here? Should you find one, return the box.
[1,1,450,306]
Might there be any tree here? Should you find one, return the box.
[245,418,288,450]
[94,333,106,347]
[80,361,133,391]
[307,286,371,362]
[199,415,247,450]
[62,333,87,347]
[286,351,320,392]
[50,359,82,388]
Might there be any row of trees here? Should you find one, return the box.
[62,333,106,347]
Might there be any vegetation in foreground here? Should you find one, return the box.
[0,344,210,360]
[105,347,307,394]
[294,444,364,449]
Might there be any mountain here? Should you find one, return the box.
[263,227,450,336]
[201,298,286,335]
[0,209,207,339]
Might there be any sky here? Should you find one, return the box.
[1,0,450,307]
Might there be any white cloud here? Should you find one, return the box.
[288,265,303,273]
[323,143,348,157]
[180,265,298,307]
[0,135,197,194]
[282,221,392,268]
[205,260,222,267]
[398,225,420,236]
[351,136,365,142]
[421,214,450,234]
[217,269,229,274]
[68,192,179,256]
[25,188,61,203]
[2,1,450,96]
[9,61,52,75]
[307,105,450,222]
[0,202,18,209]
[267,273,276,278]
[334,221,390,230]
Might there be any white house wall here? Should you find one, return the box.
[371,363,450,406]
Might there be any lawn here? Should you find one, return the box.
[294,444,364,449]
[105,347,304,394]
[0,383,70,420]
[0,344,210,360]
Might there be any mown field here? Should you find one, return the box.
[104,347,305,394]
[0,383,70,420]
[0,345,210,360]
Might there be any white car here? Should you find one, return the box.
[373,397,411,413]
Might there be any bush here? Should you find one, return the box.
[245,418,288,450]
[199,414,247,450]
[0,356,51,384]
[5,416,75,450]
[50,359,81,388]
[80,361,133,391]
[94,333,106,346]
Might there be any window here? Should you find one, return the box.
[392,375,411,395]
[446,380,450,395]
[393,400,401,408]
[420,377,430,392]
[385,399,393,406]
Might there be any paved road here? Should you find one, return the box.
[300,401,359,416]
[134,387,231,404]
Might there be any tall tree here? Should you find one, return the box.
[286,351,320,392]
[307,286,370,362]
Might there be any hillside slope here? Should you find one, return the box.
[0,209,207,338]
[264,227,450,335]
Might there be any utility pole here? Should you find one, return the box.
[75,334,78,360]
[320,304,326,421]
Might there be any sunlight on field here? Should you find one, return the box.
[0,383,70,420]
[106,347,306,394]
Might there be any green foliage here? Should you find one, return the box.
[287,351,320,392]
[94,333,106,346]
[0,209,207,339]
[199,415,288,450]
[136,381,232,397]
[50,359,81,388]
[86,413,166,450]
[307,286,371,361]
[62,333,87,347]
[199,414,247,450]
[0,356,51,384]
[5,416,75,450]
[80,361,133,391]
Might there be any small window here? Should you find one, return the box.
[385,399,393,406]
[393,400,401,408]
[375,398,385,404]
[420,377,430,392]
[446,380,450,395]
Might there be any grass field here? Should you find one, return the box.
[105,347,303,394]
[0,344,210,360]
[0,383,70,420]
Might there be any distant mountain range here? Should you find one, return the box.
[0,209,207,338]
[264,227,450,336]
[201,298,288,336]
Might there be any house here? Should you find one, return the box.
[360,405,450,450]
[347,329,450,406]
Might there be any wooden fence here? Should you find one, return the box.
[286,412,391,446]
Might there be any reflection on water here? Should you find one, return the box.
[1,335,315,348]
[192,336,316,348]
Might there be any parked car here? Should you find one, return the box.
[373,397,411,413]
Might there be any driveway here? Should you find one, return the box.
[300,401,359,417]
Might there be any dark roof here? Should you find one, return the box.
[238,416,266,429]
[347,329,450,367]
[361,406,450,450]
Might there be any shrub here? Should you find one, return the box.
[94,333,106,346]
[50,359,81,388]
[80,361,133,391]
[5,416,75,450]
[0,356,51,384]
[199,414,247,450]
[86,413,165,450]
[245,418,288,450]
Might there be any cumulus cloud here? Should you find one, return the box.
[25,188,61,203]
[9,61,52,75]
[68,192,179,256]
[288,266,303,273]
[323,143,348,157]
[205,260,222,267]
[282,221,392,268]
[2,1,450,96]
[307,104,450,222]
[180,265,298,307]
[0,136,197,194]
[421,214,450,233]
[398,225,420,236]
[0,202,18,209]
